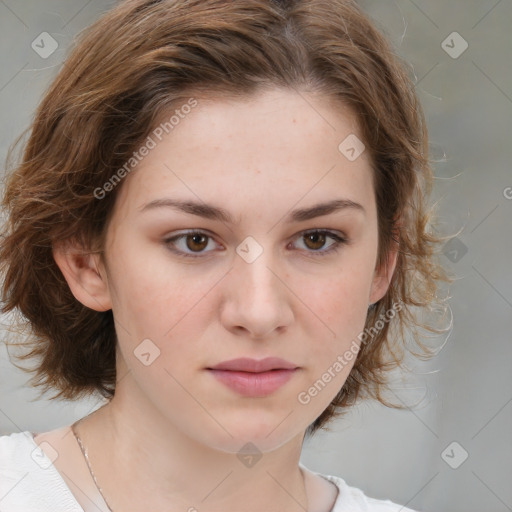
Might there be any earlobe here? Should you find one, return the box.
[52,240,112,312]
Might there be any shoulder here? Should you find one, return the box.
[300,463,419,512]
[0,430,83,512]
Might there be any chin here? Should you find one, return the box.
[199,415,306,455]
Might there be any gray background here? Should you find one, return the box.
[0,1,511,511]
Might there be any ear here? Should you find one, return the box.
[52,240,112,312]
[369,231,400,306]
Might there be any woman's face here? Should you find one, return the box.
[96,87,396,452]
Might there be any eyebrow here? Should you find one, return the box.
[139,197,365,223]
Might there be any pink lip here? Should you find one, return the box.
[208,357,298,372]
[206,357,299,397]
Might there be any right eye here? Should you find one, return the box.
[163,231,221,258]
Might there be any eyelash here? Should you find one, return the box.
[163,230,348,259]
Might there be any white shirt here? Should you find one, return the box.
[0,431,417,511]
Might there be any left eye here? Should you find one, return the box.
[164,230,347,258]
[294,230,346,255]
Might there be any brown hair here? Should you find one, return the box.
[0,0,452,436]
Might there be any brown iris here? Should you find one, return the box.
[303,232,326,251]
[185,233,209,252]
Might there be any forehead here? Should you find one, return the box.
[155,88,363,163]
[110,87,375,223]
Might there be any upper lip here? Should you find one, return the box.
[207,357,298,373]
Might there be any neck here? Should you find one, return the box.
[79,364,310,511]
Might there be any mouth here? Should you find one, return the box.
[206,357,300,397]
[207,357,298,373]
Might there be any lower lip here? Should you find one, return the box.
[207,369,298,397]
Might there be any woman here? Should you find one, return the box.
[0,0,450,511]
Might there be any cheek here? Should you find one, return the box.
[114,271,207,336]
[105,233,195,321]
[297,282,368,394]
[291,271,373,417]
[293,263,374,340]
[107,252,224,355]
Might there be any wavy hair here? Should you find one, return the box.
[0,0,452,436]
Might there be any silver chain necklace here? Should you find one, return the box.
[71,419,115,512]
[70,416,310,512]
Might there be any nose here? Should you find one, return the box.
[219,247,294,339]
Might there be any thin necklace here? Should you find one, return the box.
[71,418,115,512]
[71,416,310,512]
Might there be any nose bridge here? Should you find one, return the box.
[234,236,281,302]
[222,235,293,336]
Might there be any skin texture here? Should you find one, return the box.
[50,87,398,512]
